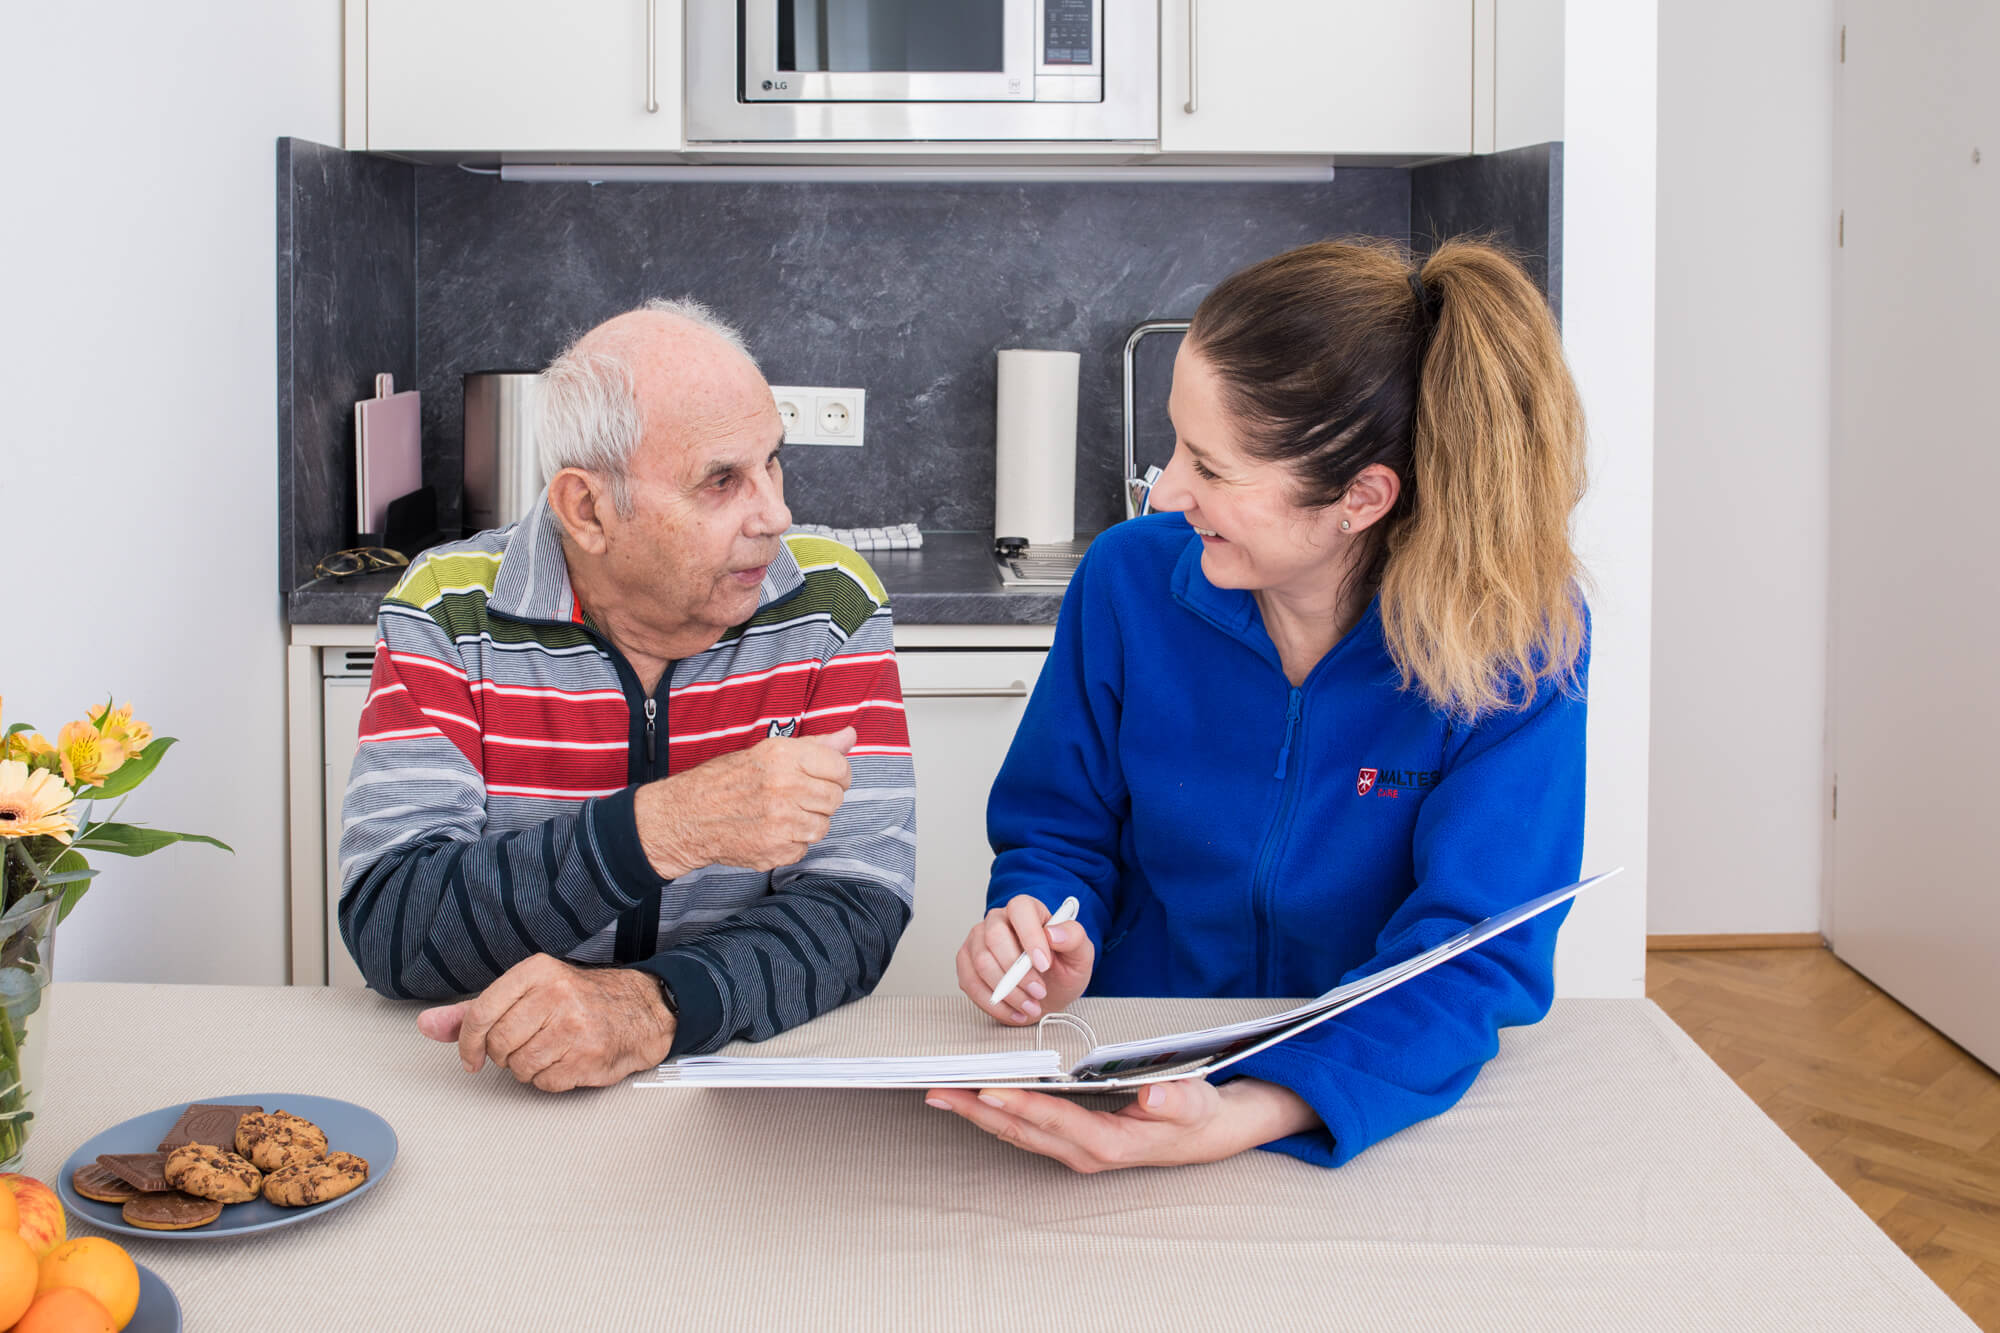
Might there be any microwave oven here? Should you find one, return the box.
[685,0,1157,144]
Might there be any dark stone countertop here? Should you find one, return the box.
[285,531,1068,627]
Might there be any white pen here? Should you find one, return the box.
[988,896,1081,1008]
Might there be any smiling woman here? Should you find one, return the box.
[933,237,1594,1172]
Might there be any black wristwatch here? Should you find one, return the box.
[653,973,679,1017]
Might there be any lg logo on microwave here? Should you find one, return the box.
[761,79,789,90]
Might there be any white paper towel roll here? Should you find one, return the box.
[994,349,1081,545]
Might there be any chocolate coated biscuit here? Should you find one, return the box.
[157,1102,264,1152]
[96,1152,170,1193]
[121,1190,223,1230]
[71,1162,140,1204]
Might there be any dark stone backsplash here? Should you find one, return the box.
[277,139,417,593]
[279,140,1561,599]
[413,170,1407,537]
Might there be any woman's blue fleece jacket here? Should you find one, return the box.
[985,513,1588,1167]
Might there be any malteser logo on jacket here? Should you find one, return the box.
[1357,766,1443,800]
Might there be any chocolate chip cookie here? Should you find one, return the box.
[164,1143,263,1204]
[262,1152,368,1207]
[234,1109,328,1171]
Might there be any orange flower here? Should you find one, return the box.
[55,720,126,789]
[85,702,151,758]
[0,760,75,843]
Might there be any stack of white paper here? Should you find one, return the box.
[669,1051,1064,1085]
[643,870,1619,1093]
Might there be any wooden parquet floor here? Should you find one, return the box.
[1649,947,2000,1329]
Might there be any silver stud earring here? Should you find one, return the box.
[1340,518,1352,532]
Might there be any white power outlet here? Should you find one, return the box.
[769,385,866,447]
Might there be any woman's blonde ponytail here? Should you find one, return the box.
[1379,240,1587,716]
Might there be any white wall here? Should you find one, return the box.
[1648,2,1835,934]
[0,7,342,981]
[1549,3,1657,997]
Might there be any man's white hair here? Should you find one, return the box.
[535,297,757,515]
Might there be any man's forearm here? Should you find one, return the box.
[632,872,910,1055]
[339,791,659,999]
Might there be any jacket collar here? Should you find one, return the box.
[1168,524,1384,676]
[487,489,805,627]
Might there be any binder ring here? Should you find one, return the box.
[1035,1010,1101,1057]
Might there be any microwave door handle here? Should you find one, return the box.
[1183,0,1198,113]
[646,0,660,113]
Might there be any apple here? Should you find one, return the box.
[0,1174,64,1258]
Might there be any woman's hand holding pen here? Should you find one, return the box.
[955,894,1095,1025]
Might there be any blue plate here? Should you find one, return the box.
[55,1093,397,1241]
[132,1260,182,1332]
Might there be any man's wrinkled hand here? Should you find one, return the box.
[416,954,676,1092]
[634,725,856,877]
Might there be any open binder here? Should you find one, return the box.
[639,870,1619,1093]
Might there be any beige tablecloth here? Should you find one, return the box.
[24,986,1973,1331]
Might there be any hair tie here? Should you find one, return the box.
[1408,271,1436,330]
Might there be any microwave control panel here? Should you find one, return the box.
[1043,0,1096,66]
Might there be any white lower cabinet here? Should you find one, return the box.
[875,649,1047,996]
[321,671,371,989]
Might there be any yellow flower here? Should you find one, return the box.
[56,719,127,789]
[0,759,76,843]
[1,731,54,769]
[86,701,152,757]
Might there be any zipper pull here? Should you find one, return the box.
[644,696,658,765]
[1273,688,1302,780]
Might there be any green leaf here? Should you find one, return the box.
[0,891,53,941]
[38,866,97,885]
[74,824,231,857]
[2,723,32,740]
[50,848,93,923]
[70,736,177,800]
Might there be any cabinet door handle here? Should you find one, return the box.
[1183,0,1198,114]
[646,0,660,113]
[903,683,1031,699]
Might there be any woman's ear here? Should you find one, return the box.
[547,468,614,556]
[1341,463,1403,533]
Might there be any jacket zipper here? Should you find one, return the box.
[582,635,668,963]
[1273,689,1303,779]
[1250,687,1306,993]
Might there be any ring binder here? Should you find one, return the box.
[643,872,1620,1093]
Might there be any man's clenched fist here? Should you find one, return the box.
[634,725,856,877]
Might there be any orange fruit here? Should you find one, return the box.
[10,1286,117,1333]
[0,1229,37,1325]
[34,1238,137,1331]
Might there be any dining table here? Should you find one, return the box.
[24,983,1977,1331]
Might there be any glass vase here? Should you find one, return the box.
[0,898,59,1171]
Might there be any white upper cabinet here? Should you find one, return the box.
[361,0,683,152]
[1160,0,1474,155]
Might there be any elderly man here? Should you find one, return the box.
[338,299,915,1090]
